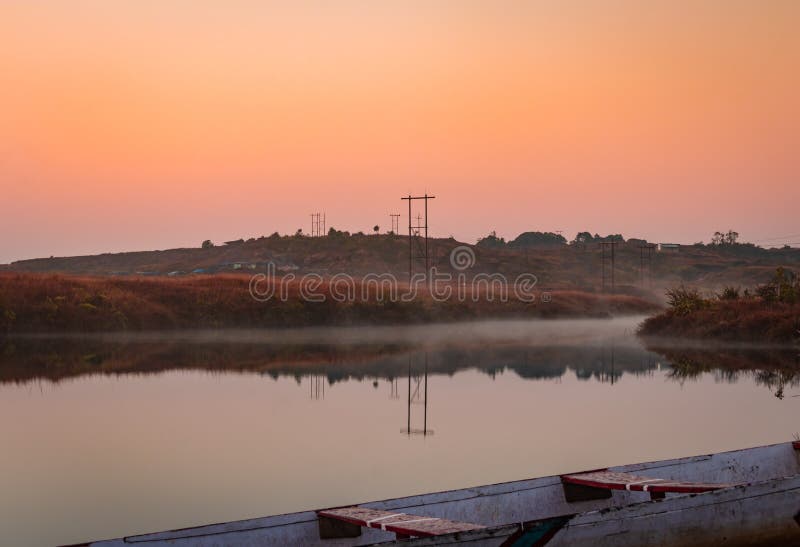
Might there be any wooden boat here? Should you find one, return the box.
[75,441,800,546]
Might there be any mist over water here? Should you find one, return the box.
[16,316,647,347]
[1,318,797,546]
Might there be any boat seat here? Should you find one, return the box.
[561,470,737,501]
[317,506,484,540]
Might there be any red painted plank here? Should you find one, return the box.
[317,506,484,538]
[562,471,737,494]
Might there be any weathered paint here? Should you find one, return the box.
[317,506,484,538]
[561,470,736,494]
[78,441,800,547]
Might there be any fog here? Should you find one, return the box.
[13,316,649,348]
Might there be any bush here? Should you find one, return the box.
[665,286,706,316]
[756,268,799,304]
[717,286,740,301]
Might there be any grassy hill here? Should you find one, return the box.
[3,233,799,296]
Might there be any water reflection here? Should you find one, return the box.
[1,329,796,399]
[1,320,797,547]
[645,344,800,399]
[402,355,432,437]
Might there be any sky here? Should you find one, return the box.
[1,1,798,263]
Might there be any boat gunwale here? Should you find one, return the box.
[368,473,800,546]
[103,441,798,545]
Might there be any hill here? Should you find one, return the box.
[3,232,800,296]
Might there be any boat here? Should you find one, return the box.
[73,441,800,546]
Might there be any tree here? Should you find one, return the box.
[508,231,567,249]
[328,227,350,238]
[373,225,380,234]
[757,267,798,304]
[572,232,593,245]
[201,240,214,249]
[476,231,506,249]
[711,230,739,245]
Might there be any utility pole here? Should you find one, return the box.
[402,353,432,437]
[401,194,435,284]
[639,244,656,289]
[600,240,619,293]
[389,214,400,234]
[309,212,326,237]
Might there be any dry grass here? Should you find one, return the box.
[0,272,658,333]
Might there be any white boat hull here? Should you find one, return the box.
[81,442,800,547]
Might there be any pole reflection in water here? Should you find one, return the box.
[309,374,325,400]
[402,353,433,437]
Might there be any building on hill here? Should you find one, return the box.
[658,243,680,252]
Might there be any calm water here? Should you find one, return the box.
[1,317,797,546]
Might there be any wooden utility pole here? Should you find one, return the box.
[639,244,656,289]
[390,213,401,234]
[600,240,619,293]
[401,194,435,283]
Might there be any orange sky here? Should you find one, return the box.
[1,1,798,263]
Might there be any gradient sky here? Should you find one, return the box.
[1,1,798,263]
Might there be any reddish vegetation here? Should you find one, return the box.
[0,273,657,333]
[639,299,800,344]
[4,233,800,295]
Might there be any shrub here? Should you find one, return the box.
[665,286,706,315]
[717,286,740,301]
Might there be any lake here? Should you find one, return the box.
[1,317,797,546]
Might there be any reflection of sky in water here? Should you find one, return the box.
[0,318,797,546]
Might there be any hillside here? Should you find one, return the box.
[0,273,658,333]
[3,233,799,296]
